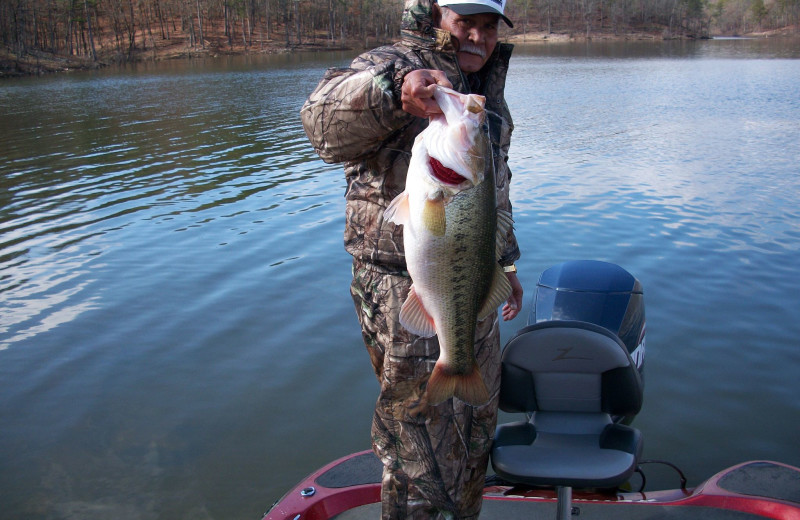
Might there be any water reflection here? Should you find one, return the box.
[0,255,101,351]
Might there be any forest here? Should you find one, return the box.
[1,0,798,68]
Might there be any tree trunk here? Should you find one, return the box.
[265,0,271,40]
[196,0,204,48]
[285,0,290,46]
[294,0,300,44]
[65,11,73,55]
[84,0,97,60]
[328,0,334,42]
[143,0,157,54]
[128,0,135,53]
[224,0,230,38]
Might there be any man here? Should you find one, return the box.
[300,1,521,518]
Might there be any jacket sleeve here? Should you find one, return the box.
[300,50,418,164]
[495,100,520,266]
[498,170,521,267]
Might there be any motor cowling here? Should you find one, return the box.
[529,260,645,377]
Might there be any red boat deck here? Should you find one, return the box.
[264,451,800,520]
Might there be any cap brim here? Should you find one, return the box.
[444,3,514,27]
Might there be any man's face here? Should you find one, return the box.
[438,8,500,73]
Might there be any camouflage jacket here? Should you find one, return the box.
[300,0,520,271]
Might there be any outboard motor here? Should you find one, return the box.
[529,260,645,380]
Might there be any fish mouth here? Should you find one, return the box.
[429,157,469,186]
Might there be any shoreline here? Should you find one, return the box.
[2,27,797,78]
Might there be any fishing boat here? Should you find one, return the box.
[263,261,800,520]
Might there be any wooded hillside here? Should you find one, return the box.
[2,0,798,69]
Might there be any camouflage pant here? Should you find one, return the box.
[350,259,501,520]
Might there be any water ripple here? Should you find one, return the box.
[0,62,343,357]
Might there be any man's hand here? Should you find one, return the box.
[502,271,523,321]
[401,69,453,118]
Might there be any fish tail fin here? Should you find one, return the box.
[427,361,490,407]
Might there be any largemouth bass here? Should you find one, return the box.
[384,85,512,406]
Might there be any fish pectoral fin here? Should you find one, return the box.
[478,264,513,321]
[399,285,437,337]
[422,197,446,236]
[384,191,410,225]
[495,209,514,258]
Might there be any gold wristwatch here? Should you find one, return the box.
[503,264,517,274]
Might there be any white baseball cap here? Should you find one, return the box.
[438,0,513,27]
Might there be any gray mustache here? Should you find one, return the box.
[459,43,486,58]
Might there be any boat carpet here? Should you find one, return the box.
[717,461,800,504]
[332,501,765,519]
[316,452,383,488]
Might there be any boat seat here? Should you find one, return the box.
[491,321,644,519]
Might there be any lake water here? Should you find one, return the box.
[1,38,799,519]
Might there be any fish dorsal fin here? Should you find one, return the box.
[399,285,437,338]
[495,209,514,259]
[384,191,410,226]
[478,264,512,321]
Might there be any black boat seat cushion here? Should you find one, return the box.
[492,321,643,489]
